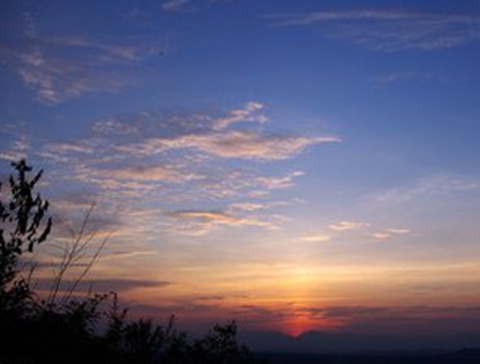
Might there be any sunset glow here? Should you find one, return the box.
[1,0,480,352]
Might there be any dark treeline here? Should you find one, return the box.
[0,160,267,364]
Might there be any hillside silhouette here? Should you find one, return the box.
[265,349,480,364]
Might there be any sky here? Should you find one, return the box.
[1,0,480,351]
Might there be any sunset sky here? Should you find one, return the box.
[1,0,480,348]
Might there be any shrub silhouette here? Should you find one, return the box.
[0,159,266,364]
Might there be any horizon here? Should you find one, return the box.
[1,0,480,352]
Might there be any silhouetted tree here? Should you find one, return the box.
[0,160,51,317]
[191,321,260,364]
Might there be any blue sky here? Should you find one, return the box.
[1,0,480,348]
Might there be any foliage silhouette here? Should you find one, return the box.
[0,159,267,364]
[0,160,51,315]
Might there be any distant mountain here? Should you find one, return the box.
[264,349,480,364]
[240,329,480,354]
[446,348,480,359]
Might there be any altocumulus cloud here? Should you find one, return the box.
[166,209,276,236]
[212,101,267,130]
[136,130,337,161]
[102,165,203,183]
[17,101,338,237]
[0,12,166,104]
[329,220,369,231]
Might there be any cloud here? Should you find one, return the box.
[146,131,338,161]
[257,171,304,189]
[51,193,98,212]
[329,220,368,231]
[24,101,337,238]
[299,233,332,243]
[102,102,338,162]
[102,165,202,182]
[36,106,332,204]
[186,170,308,201]
[14,47,130,104]
[300,305,480,333]
[169,210,244,224]
[372,232,391,240]
[0,134,29,162]
[0,150,27,162]
[0,153,19,161]
[71,103,338,164]
[233,303,480,335]
[229,202,267,211]
[212,101,268,130]
[375,71,442,87]
[387,228,411,234]
[167,209,275,235]
[33,278,170,294]
[372,228,411,240]
[269,9,480,51]
[374,175,479,203]
[100,250,158,260]
[162,0,191,12]
[42,141,96,158]
[228,200,293,212]
[168,210,271,226]
[161,0,244,13]
[270,10,422,25]
[1,13,167,104]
